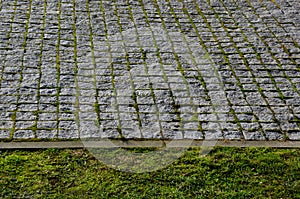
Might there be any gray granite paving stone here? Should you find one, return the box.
[0,0,299,141]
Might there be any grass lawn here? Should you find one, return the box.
[1,147,299,198]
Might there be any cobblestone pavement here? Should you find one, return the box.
[0,0,299,141]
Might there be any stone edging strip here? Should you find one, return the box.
[0,140,299,149]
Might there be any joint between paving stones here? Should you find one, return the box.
[191,0,246,138]
[185,1,245,139]
[139,0,189,139]
[209,0,277,140]
[231,0,300,133]
[31,0,48,139]
[125,0,165,140]
[167,0,228,139]
[112,0,143,138]
[0,0,299,141]
[85,0,102,138]
[72,0,81,138]
[151,0,197,139]
[55,0,62,139]
[99,0,124,139]
[11,0,33,139]
[164,0,205,138]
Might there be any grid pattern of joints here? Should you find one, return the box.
[0,0,299,141]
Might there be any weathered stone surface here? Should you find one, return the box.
[0,0,299,140]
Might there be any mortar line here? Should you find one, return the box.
[164,0,230,139]
[85,0,102,137]
[207,0,280,139]
[138,0,188,139]
[0,0,18,90]
[231,0,300,134]
[244,0,300,74]
[71,0,80,138]
[135,0,171,139]
[244,0,300,87]
[33,0,48,138]
[186,0,245,138]
[200,0,290,139]
[0,0,299,142]
[0,0,18,138]
[221,0,299,137]
[11,0,33,139]
[257,0,299,48]
[125,0,165,140]
[151,0,204,139]
[112,0,143,138]
[55,0,62,138]
[99,0,123,138]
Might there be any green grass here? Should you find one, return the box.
[1,147,299,198]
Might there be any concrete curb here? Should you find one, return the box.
[1,140,299,149]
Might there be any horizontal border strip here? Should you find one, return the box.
[0,140,299,149]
